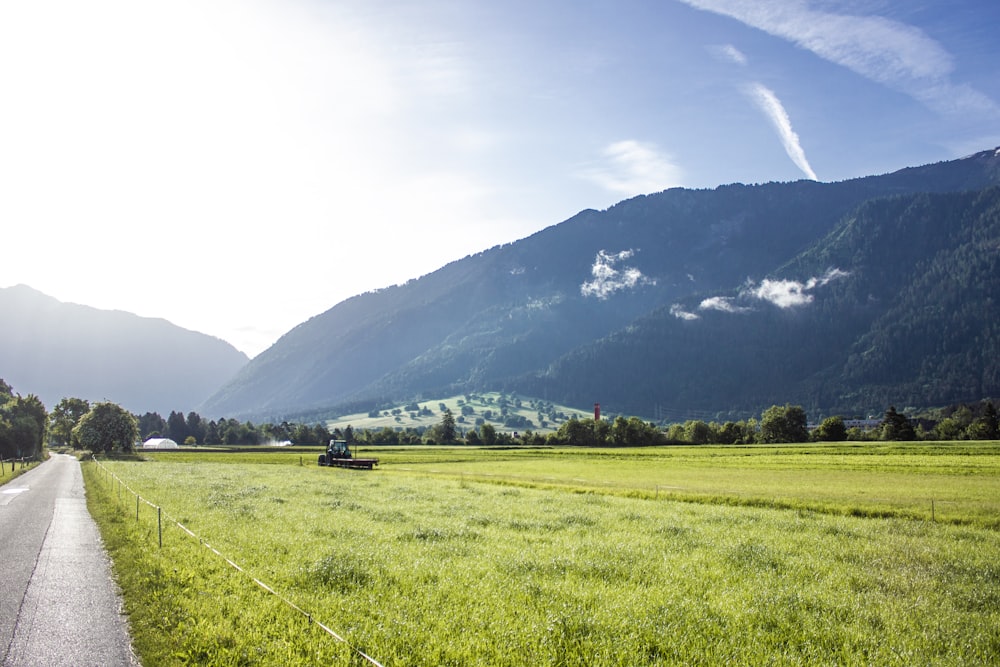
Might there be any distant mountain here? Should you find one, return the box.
[0,286,248,414]
[200,148,1000,421]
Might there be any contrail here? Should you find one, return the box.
[748,83,818,180]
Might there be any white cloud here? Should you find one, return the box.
[680,269,850,317]
[746,83,819,180]
[670,304,701,321]
[744,268,849,308]
[807,267,850,288]
[751,278,814,308]
[678,0,999,116]
[580,140,684,195]
[698,296,751,313]
[580,250,656,299]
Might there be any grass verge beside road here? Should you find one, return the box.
[1,456,42,483]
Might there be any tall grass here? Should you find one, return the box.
[86,446,1000,665]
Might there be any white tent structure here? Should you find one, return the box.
[142,437,179,450]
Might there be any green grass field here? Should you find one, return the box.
[84,444,1000,665]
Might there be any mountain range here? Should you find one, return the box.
[199,148,1000,422]
[0,285,248,415]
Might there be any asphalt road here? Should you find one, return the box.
[1,454,137,666]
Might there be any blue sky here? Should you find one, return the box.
[2,0,998,356]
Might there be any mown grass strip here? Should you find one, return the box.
[378,444,1000,528]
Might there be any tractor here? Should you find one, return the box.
[318,439,378,470]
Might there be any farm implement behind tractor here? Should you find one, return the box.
[317,439,379,470]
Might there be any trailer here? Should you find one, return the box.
[317,439,379,470]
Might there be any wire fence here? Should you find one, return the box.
[89,455,384,667]
[1,457,34,476]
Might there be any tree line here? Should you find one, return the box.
[2,375,997,459]
[333,402,1000,447]
[136,410,333,447]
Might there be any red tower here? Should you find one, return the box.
[594,403,601,421]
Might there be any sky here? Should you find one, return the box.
[2,0,998,357]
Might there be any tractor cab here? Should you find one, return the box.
[327,439,352,459]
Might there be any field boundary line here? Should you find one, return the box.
[89,456,384,667]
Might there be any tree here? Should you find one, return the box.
[204,420,222,445]
[424,408,458,445]
[479,423,497,445]
[967,402,999,440]
[594,418,611,445]
[73,402,139,454]
[48,397,90,447]
[439,409,457,444]
[716,421,746,445]
[138,412,166,439]
[555,417,597,446]
[880,406,915,441]
[186,412,206,445]
[933,417,964,441]
[609,415,661,446]
[664,423,686,442]
[683,420,713,445]
[166,411,188,443]
[610,416,630,446]
[0,393,47,459]
[813,416,847,442]
[220,419,260,445]
[760,404,809,443]
[291,423,315,445]
[373,427,399,445]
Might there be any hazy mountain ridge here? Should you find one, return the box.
[0,285,248,414]
[198,148,1000,420]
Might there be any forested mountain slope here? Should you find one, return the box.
[521,185,1000,419]
[200,149,1000,420]
[0,285,248,414]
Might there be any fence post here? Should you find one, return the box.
[137,495,140,522]
[158,507,163,548]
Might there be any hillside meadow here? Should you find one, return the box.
[323,391,589,436]
[84,443,1000,665]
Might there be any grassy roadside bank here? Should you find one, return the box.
[1,455,44,483]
